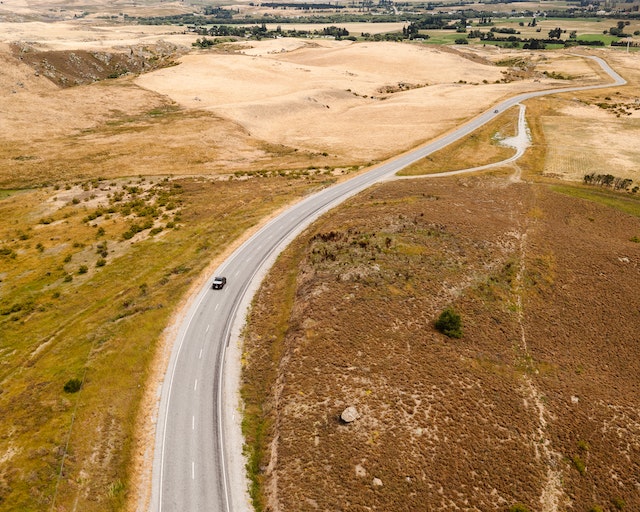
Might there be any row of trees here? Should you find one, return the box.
[192,24,357,43]
[467,30,606,48]
[583,173,638,193]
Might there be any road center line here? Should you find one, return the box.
[192,461,195,480]
[193,379,198,391]
[192,415,195,430]
[206,324,210,332]
[215,304,219,311]
[198,348,203,360]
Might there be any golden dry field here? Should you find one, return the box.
[539,52,640,183]
[0,3,639,511]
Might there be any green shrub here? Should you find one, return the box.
[612,497,626,510]
[508,505,530,512]
[435,307,463,338]
[572,454,586,475]
[78,265,88,275]
[63,378,82,393]
[0,247,17,258]
[577,440,590,451]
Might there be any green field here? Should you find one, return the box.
[0,189,27,200]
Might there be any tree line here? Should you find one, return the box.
[192,24,357,43]
[583,173,639,193]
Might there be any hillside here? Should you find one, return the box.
[242,174,640,511]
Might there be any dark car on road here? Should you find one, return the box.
[211,276,227,289]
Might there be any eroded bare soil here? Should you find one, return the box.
[243,175,640,511]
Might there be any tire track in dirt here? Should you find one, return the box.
[393,104,567,509]
[514,228,565,512]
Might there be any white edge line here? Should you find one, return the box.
[157,290,209,511]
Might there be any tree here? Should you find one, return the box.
[523,38,545,50]
[548,27,562,39]
[64,378,82,393]
[435,307,462,338]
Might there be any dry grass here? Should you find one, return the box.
[0,79,334,189]
[398,105,520,175]
[0,173,332,510]
[1,12,638,512]
[529,51,640,184]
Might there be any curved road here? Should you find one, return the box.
[151,55,625,512]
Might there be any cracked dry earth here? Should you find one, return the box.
[244,174,640,511]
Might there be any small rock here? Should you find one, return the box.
[341,406,359,423]
[372,477,383,487]
[571,395,579,404]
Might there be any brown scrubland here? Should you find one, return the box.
[243,173,640,511]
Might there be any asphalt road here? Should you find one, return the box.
[150,55,625,512]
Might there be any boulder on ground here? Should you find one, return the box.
[340,406,359,423]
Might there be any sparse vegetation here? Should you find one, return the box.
[577,440,590,451]
[0,174,332,510]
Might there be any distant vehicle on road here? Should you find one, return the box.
[211,276,227,289]
[494,109,499,113]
